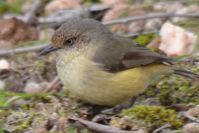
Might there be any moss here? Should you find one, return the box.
[140,58,199,106]
[134,34,157,46]
[121,105,183,129]
[145,74,199,105]
[0,0,23,15]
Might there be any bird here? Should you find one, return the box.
[39,18,199,106]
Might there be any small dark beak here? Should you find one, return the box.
[39,45,59,56]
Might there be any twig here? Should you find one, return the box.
[68,117,138,133]
[103,13,199,26]
[0,43,48,57]
[24,0,42,24]
[44,76,61,92]
[181,112,199,123]
[152,124,171,133]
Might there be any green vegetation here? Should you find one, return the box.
[111,105,183,131]
[134,33,157,45]
[0,0,24,14]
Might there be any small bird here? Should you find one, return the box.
[40,18,199,106]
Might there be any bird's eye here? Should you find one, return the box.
[64,38,74,46]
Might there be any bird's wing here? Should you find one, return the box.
[107,44,171,72]
[118,45,171,70]
[92,34,171,72]
[106,36,172,72]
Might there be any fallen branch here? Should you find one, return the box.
[38,11,199,28]
[24,0,42,24]
[152,124,171,133]
[103,13,199,25]
[0,43,48,57]
[181,112,199,123]
[44,76,61,92]
[68,117,142,133]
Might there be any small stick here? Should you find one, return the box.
[103,13,199,26]
[44,76,61,92]
[152,124,171,133]
[181,112,199,123]
[0,43,48,57]
[68,117,137,133]
[24,0,42,24]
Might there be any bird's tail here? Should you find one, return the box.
[174,69,199,80]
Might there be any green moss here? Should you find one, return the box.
[145,74,199,105]
[0,0,23,15]
[140,59,199,106]
[134,34,157,46]
[121,105,183,129]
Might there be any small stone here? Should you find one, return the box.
[45,0,81,15]
[128,21,145,33]
[187,107,199,117]
[144,19,162,31]
[0,18,38,44]
[183,123,199,133]
[0,58,10,70]
[24,82,43,94]
[159,22,197,56]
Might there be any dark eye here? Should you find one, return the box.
[64,38,74,46]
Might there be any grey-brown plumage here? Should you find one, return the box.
[51,18,170,72]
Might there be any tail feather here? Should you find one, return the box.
[174,69,199,80]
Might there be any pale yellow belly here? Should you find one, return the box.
[56,55,170,106]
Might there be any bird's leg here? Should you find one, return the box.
[101,97,137,114]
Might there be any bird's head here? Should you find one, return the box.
[39,18,111,59]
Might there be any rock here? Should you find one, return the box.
[187,106,199,117]
[0,18,38,44]
[102,3,128,21]
[45,0,81,15]
[172,5,199,22]
[159,22,197,56]
[24,82,43,94]
[183,123,199,133]
[153,1,184,13]
[144,19,162,31]
[128,21,145,33]
[0,58,10,70]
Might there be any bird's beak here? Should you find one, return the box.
[39,45,59,56]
